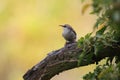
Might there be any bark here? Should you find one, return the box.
[23,42,120,80]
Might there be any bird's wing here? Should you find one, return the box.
[69,26,77,36]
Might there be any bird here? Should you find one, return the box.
[60,24,77,44]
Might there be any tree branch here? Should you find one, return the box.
[23,42,120,80]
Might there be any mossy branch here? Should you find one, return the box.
[23,39,120,80]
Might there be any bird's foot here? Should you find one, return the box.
[64,41,77,47]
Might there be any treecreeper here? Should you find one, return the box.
[60,24,77,45]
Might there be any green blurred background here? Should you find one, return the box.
[0,0,97,80]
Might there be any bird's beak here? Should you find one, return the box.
[59,25,64,27]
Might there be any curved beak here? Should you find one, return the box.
[59,25,64,27]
